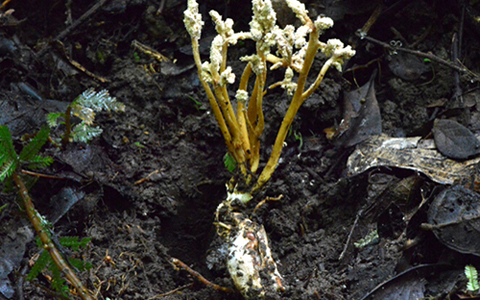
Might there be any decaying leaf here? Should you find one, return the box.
[0,225,34,299]
[426,186,480,256]
[360,264,460,300]
[432,119,480,160]
[347,135,480,185]
[334,70,382,147]
[388,52,430,81]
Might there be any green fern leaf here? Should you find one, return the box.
[466,265,479,292]
[27,155,53,170]
[27,250,50,281]
[68,257,93,272]
[59,236,80,250]
[78,237,92,249]
[48,262,68,295]
[0,158,17,182]
[0,125,15,155]
[19,127,50,162]
[46,112,64,128]
[71,122,103,143]
[70,103,95,125]
[75,88,125,113]
[59,236,91,251]
[0,126,18,181]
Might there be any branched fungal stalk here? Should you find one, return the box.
[184,0,354,298]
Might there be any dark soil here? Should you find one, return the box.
[2,0,480,299]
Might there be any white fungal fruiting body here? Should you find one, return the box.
[227,217,284,299]
[321,39,356,71]
[184,0,356,298]
[215,189,284,299]
[236,90,249,104]
[183,0,203,40]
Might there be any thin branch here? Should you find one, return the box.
[171,257,234,293]
[12,172,93,300]
[357,32,480,81]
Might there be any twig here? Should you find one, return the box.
[451,4,465,103]
[37,0,108,57]
[20,169,65,180]
[156,0,167,15]
[356,32,480,81]
[53,41,109,83]
[134,169,162,185]
[131,40,170,62]
[253,194,283,214]
[338,211,361,260]
[171,257,234,293]
[147,283,193,299]
[12,172,93,300]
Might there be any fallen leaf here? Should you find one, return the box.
[432,119,480,160]
[334,70,382,147]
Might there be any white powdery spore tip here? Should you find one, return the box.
[210,35,224,73]
[236,90,249,103]
[210,10,234,37]
[250,0,277,43]
[285,0,309,24]
[219,67,236,86]
[241,54,264,75]
[294,25,310,48]
[322,38,345,57]
[184,0,204,39]
[282,67,297,95]
[315,16,334,31]
[201,61,213,83]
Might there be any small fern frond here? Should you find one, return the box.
[78,237,92,249]
[0,158,17,182]
[70,103,95,125]
[59,236,80,250]
[47,113,64,128]
[71,122,103,143]
[27,155,54,170]
[49,262,69,296]
[0,125,15,154]
[466,265,480,292]
[27,250,50,281]
[75,88,125,113]
[68,257,93,272]
[59,236,91,251]
[0,126,18,180]
[19,127,50,162]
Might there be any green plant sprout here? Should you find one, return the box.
[0,125,94,300]
[133,52,140,62]
[223,152,237,173]
[28,236,92,298]
[134,141,145,148]
[47,88,125,147]
[184,0,354,298]
[466,265,480,293]
[293,129,303,149]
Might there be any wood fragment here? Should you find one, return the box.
[171,257,234,293]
